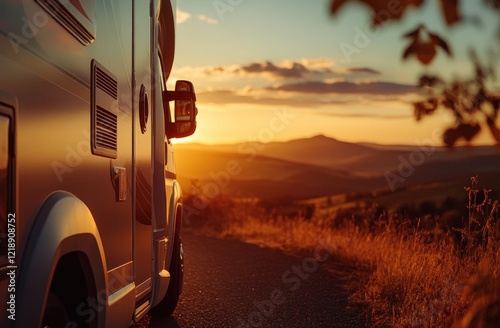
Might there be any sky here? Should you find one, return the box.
[169,0,500,146]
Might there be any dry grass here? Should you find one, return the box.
[184,178,500,327]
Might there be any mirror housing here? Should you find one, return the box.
[164,80,197,138]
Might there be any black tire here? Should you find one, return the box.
[149,233,184,318]
[42,293,71,328]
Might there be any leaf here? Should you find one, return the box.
[457,123,481,142]
[429,32,452,56]
[414,98,438,121]
[472,87,488,111]
[443,123,480,147]
[402,25,452,65]
[330,0,425,26]
[486,115,500,143]
[439,0,461,26]
[443,127,459,148]
[490,95,500,118]
[418,75,443,87]
[485,0,500,10]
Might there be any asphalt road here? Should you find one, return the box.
[142,233,366,328]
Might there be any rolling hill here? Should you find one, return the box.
[173,135,500,199]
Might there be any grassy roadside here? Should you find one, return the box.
[183,178,499,327]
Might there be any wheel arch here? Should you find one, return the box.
[14,191,107,328]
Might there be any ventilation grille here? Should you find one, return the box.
[96,66,118,99]
[92,60,118,159]
[95,106,117,152]
[35,0,95,45]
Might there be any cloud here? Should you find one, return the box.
[192,78,420,124]
[234,60,386,80]
[298,58,336,69]
[176,59,385,83]
[203,65,230,75]
[173,59,336,80]
[197,89,295,106]
[198,15,219,24]
[318,109,412,119]
[238,61,308,78]
[341,67,381,75]
[270,81,418,95]
[235,60,336,79]
[196,88,349,107]
[177,8,192,24]
[173,60,417,114]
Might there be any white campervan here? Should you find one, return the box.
[0,0,197,326]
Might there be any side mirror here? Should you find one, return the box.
[164,80,197,138]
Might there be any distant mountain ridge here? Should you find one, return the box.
[174,135,500,199]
